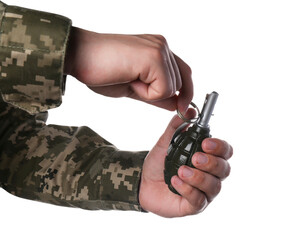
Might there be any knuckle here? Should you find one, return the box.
[149,35,168,56]
[196,171,206,184]
[149,46,166,63]
[227,145,234,159]
[221,163,231,181]
[222,140,233,159]
[215,180,222,195]
[225,164,231,178]
[178,59,192,76]
[182,184,194,197]
[210,157,220,171]
[187,193,207,215]
[196,194,207,213]
[185,64,192,76]
[162,85,173,97]
[207,180,221,202]
[154,34,168,47]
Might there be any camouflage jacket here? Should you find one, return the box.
[0,1,147,211]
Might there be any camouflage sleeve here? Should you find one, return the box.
[0,1,72,114]
[0,100,147,211]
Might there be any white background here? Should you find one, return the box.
[1,0,296,239]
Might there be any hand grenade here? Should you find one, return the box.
[164,91,219,195]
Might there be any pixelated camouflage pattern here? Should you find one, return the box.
[0,99,147,211]
[0,1,147,211]
[0,1,71,114]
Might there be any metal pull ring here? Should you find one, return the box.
[177,102,200,123]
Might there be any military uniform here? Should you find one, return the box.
[0,1,147,211]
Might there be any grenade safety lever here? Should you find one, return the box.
[164,91,219,195]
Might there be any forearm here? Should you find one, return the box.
[0,102,147,211]
[0,1,71,114]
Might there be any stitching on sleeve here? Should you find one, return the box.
[0,44,64,54]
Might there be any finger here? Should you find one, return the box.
[171,175,208,214]
[202,138,233,160]
[135,34,176,100]
[159,44,176,97]
[149,35,181,95]
[148,35,179,94]
[155,108,196,149]
[169,51,182,92]
[173,54,194,114]
[163,47,177,96]
[191,152,231,180]
[178,166,222,202]
[130,71,172,101]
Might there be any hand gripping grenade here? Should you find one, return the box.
[164,91,219,195]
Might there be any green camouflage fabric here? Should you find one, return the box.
[0,1,71,114]
[0,1,147,211]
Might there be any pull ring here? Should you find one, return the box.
[177,102,200,123]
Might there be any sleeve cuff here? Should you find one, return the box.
[94,150,148,212]
[0,2,72,114]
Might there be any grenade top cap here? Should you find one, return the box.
[197,91,219,128]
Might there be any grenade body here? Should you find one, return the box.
[164,124,211,195]
[164,91,218,195]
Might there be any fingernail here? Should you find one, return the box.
[196,154,208,165]
[206,139,217,150]
[174,177,183,186]
[182,167,193,178]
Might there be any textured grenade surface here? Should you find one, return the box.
[164,124,211,195]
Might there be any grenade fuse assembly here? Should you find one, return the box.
[164,91,219,195]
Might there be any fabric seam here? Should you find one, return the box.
[0,44,65,54]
